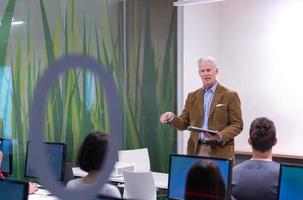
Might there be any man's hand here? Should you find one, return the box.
[29,182,38,194]
[160,112,175,124]
[202,131,222,142]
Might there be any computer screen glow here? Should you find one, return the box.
[0,179,28,200]
[278,164,303,200]
[168,154,231,200]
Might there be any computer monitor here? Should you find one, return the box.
[0,138,12,175]
[278,163,303,200]
[167,154,232,200]
[0,179,29,200]
[25,142,66,181]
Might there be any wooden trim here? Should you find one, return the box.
[272,153,303,160]
[235,151,251,156]
[235,151,303,160]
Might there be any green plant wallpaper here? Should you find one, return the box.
[0,0,176,179]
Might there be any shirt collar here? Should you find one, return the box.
[203,82,218,93]
[250,158,272,162]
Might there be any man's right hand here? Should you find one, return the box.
[160,112,175,124]
[29,183,38,194]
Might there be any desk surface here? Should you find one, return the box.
[72,167,168,189]
[29,189,58,200]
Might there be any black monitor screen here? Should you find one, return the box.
[97,194,121,200]
[0,138,12,175]
[0,179,29,200]
[167,154,232,200]
[25,142,66,181]
[278,163,303,200]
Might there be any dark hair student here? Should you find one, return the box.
[185,160,226,200]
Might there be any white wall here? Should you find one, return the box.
[180,0,303,156]
[179,2,221,154]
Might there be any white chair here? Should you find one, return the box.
[63,162,75,185]
[123,171,156,200]
[118,148,150,172]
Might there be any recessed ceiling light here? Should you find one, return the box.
[11,21,24,25]
[174,0,226,6]
[0,17,24,26]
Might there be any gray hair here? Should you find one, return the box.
[197,56,217,67]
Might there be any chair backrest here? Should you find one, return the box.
[63,162,75,185]
[118,148,150,172]
[123,171,156,200]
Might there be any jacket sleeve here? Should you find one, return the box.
[170,93,192,131]
[220,92,243,145]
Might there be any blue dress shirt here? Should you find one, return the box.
[199,82,217,141]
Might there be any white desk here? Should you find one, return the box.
[72,167,88,177]
[72,167,168,189]
[29,189,58,200]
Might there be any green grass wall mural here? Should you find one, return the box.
[0,0,176,178]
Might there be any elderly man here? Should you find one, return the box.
[160,56,243,160]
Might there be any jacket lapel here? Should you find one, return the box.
[209,83,224,117]
[197,88,204,126]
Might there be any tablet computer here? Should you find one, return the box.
[187,126,219,136]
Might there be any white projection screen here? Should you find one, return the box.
[180,0,303,157]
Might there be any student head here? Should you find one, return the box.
[249,117,277,152]
[77,131,108,173]
[185,160,226,200]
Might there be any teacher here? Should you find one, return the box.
[160,56,243,160]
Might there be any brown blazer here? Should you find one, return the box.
[171,83,243,160]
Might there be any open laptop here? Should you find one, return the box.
[167,154,232,200]
[0,179,29,200]
[278,163,303,200]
